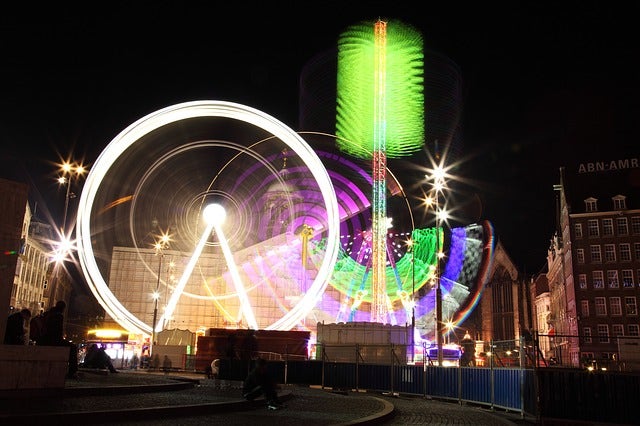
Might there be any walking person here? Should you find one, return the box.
[4,308,31,345]
[162,355,172,374]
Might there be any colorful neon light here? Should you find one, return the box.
[336,19,425,323]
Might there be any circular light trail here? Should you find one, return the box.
[76,100,340,335]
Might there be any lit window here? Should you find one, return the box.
[610,297,622,316]
[607,270,619,288]
[594,297,607,316]
[579,274,588,289]
[604,244,616,262]
[625,297,637,316]
[597,324,609,343]
[612,324,624,337]
[620,244,632,262]
[588,219,599,237]
[617,217,629,236]
[613,195,626,210]
[580,300,589,317]
[574,223,583,239]
[593,271,604,289]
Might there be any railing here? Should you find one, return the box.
[212,340,640,424]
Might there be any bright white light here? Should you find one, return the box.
[433,165,446,181]
[203,203,226,225]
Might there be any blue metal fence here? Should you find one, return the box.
[219,357,640,424]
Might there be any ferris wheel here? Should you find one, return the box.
[75,101,340,336]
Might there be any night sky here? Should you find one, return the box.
[2,1,638,279]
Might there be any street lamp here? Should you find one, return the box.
[49,161,86,306]
[150,232,170,357]
[425,164,448,366]
[445,319,455,344]
[408,237,416,362]
[57,161,87,237]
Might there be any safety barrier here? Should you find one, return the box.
[215,344,640,423]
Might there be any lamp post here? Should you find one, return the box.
[58,161,86,236]
[409,238,416,362]
[426,164,447,366]
[50,161,86,306]
[150,233,170,357]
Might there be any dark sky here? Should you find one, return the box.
[2,1,638,276]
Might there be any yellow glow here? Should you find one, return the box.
[89,329,127,339]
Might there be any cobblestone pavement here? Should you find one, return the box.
[1,370,538,425]
[120,388,535,426]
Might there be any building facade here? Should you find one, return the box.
[548,161,640,368]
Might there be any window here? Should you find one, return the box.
[583,327,592,343]
[602,219,614,236]
[622,270,634,288]
[635,243,640,261]
[597,324,610,343]
[588,219,599,237]
[576,249,585,264]
[632,217,640,235]
[620,244,632,262]
[607,270,619,288]
[585,198,598,212]
[613,195,626,210]
[610,297,622,316]
[612,324,624,337]
[604,244,616,262]
[629,324,640,337]
[617,217,629,235]
[590,245,602,263]
[574,223,583,239]
[579,274,588,289]
[594,297,607,316]
[593,271,604,289]
[625,297,637,315]
[580,300,589,317]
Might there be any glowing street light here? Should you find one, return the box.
[57,161,87,237]
[445,319,455,344]
[48,160,86,307]
[425,163,448,365]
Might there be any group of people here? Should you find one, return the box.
[4,300,80,379]
[7,302,283,409]
[82,343,118,373]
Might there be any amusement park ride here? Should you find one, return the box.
[74,19,495,361]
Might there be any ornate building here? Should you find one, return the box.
[544,160,640,367]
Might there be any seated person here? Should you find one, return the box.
[242,357,283,410]
[83,344,118,373]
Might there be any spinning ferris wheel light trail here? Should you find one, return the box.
[158,203,259,331]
